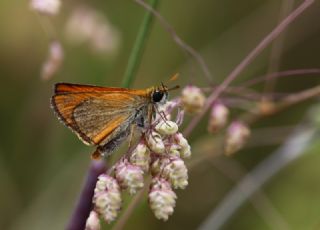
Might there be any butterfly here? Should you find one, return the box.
[51,81,178,159]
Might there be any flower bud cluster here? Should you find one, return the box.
[143,104,191,220]
[87,99,191,224]
[147,122,191,159]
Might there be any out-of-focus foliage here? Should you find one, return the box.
[1,0,320,229]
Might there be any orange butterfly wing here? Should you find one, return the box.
[51,83,150,146]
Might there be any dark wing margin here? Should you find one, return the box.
[54,83,131,94]
[51,93,94,145]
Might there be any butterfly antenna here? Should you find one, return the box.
[169,73,179,82]
[161,73,179,87]
[168,85,180,91]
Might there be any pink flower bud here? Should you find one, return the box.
[41,41,63,80]
[85,211,101,230]
[208,103,229,133]
[149,177,177,221]
[115,160,144,194]
[93,176,121,223]
[225,121,250,155]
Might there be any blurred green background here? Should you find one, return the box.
[1,0,320,229]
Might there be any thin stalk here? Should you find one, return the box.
[111,1,159,229]
[183,0,314,137]
[134,0,214,84]
[122,0,160,88]
[262,0,294,100]
[241,68,320,88]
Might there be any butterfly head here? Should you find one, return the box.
[151,84,168,104]
[151,83,180,104]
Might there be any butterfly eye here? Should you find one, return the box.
[152,91,164,103]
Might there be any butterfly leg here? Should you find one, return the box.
[147,104,155,129]
[128,123,136,150]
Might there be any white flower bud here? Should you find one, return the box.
[93,176,121,223]
[30,0,61,15]
[115,160,144,194]
[129,142,150,172]
[146,131,165,154]
[181,85,206,113]
[173,133,191,158]
[163,157,188,189]
[149,177,177,221]
[225,121,251,155]
[155,120,179,135]
[208,103,229,133]
[85,211,101,230]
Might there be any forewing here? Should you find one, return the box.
[51,83,147,145]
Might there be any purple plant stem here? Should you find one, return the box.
[183,0,314,137]
[262,0,295,98]
[241,68,320,88]
[66,159,107,230]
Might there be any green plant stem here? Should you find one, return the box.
[111,1,158,229]
[122,0,160,88]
